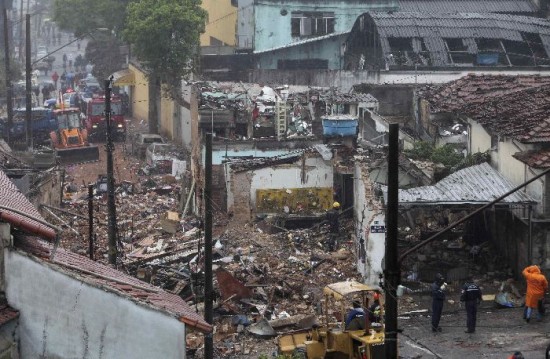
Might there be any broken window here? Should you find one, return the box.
[412,38,431,66]
[291,12,335,38]
[388,37,413,65]
[475,38,507,66]
[521,32,550,66]
[444,38,473,65]
[502,40,534,66]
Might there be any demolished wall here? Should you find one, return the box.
[226,155,333,218]
[354,162,386,285]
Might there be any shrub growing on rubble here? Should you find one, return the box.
[405,141,434,161]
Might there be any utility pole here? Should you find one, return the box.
[384,123,399,359]
[18,0,22,60]
[105,78,118,265]
[88,183,94,260]
[3,6,12,146]
[204,133,213,359]
[25,13,31,150]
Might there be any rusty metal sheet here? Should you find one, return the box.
[215,268,252,301]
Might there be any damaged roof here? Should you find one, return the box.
[0,302,19,326]
[320,92,378,104]
[419,74,550,114]
[15,236,212,333]
[397,0,538,14]
[420,75,550,142]
[514,149,550,169]
[383,162,535,205]
[369,12,550,41]
[358,12,550,67]
[253,32,349,54]
[0,169,56,240]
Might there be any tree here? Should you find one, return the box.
[0,58,23,98]
[123,0,207,133]
[53,0,129,37]
[85,33,126,85]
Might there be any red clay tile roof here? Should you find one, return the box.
[15,236,212,333]
[420,75,550,142]
[0,170,56,239]
[514,150,550,169]
[0,303,19,325]
[420,74,550,114]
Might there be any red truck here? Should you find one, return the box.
[83,94,126,141]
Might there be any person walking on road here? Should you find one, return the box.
[51,71,59,89]
[522,265,548,322]
[460,276,482,333]
[431,273,446,332]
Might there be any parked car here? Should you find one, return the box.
[132,133,165,158]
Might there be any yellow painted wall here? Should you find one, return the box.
[129,63,149,124]
[256,187,333,213]
[160,93,175,140]
[200,0,237,46]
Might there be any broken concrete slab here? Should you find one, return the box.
[247,318,277,337]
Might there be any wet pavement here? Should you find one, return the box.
[398,297,550,358]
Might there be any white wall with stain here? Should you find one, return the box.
[5,250,188,359]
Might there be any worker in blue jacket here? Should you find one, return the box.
[431,273,446,332]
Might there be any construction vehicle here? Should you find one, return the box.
[82,94,126,141]
[278,281,385,359]
[49,108,99,164]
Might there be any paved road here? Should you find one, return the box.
[398,299,550,358]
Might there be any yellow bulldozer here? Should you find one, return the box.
[278,281,385,359]
[49,108,99,165]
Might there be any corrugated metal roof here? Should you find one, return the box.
[366,12,550,67]
[254,32,349,54]
[397,0,538,14]
[371,12,550,41]
[382,162,535,205]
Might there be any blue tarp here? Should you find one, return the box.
[322,118,358,137]
[477,53,499,65]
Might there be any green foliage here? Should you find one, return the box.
[53,0,129,37]
[405,141,471,171]
[85,33,126,83]
[431,145,463,169]
[404,141,435,160]
[453,151,491,172]
[123,0,207,85]
[0,58,23,98]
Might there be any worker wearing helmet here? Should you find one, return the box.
[368,292,382,323]
[325,202,341,251]
[327,202,340,233]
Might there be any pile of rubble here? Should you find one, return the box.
[44,148,364,357]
